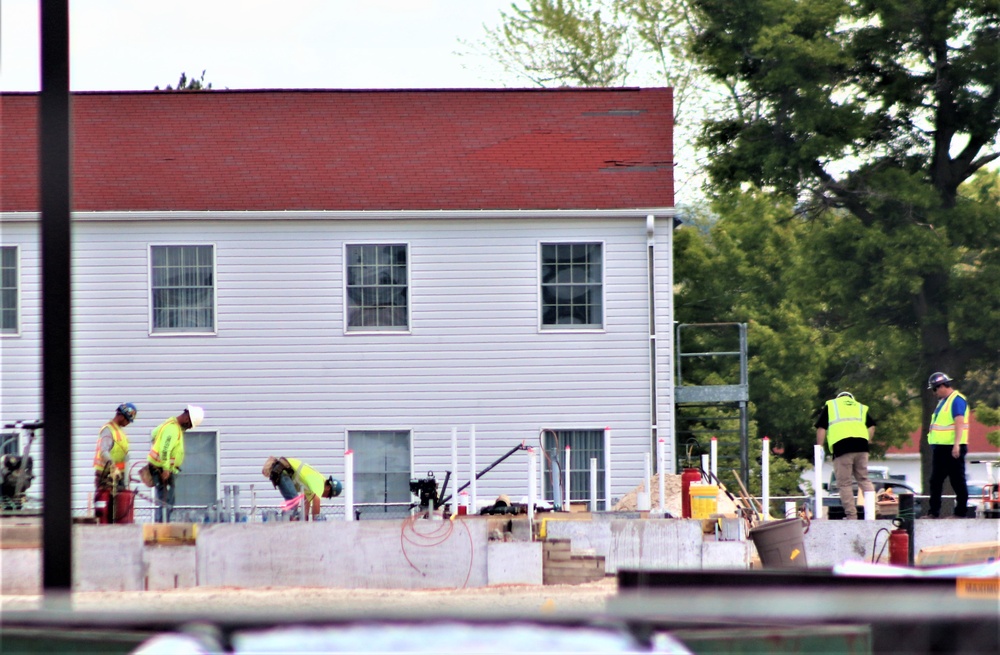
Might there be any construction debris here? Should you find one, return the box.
[612,474,740,516]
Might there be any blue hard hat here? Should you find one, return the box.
[927,372,953,389]
[326,477,343,498]
[116,402,137,424]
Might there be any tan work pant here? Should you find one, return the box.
[834,451,875,520]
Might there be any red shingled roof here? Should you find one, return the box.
[0,88,673,212]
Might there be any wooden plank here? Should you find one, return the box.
[142,523,198,545]
[916,541,1000,567]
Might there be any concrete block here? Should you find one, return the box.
[197,519,490,590]
[544,519,703,573]
[487,541,542,586]
[143,545,197,590]
[74,525,144,592]
[701,541,752,569]
[0,548,40,594]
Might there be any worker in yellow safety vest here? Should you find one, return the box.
[146,405,204,522]
[93,402,137,491]
[264,456,342,520]
[815,391,876,520]
[927,372,970,518]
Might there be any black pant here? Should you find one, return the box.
[929,444,968,517]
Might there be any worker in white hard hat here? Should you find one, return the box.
[146,405,204,522]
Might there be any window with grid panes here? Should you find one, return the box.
[541,429,605,504]
[346,244,408,331]
[150,245,215,333]
[173,431,217,508]
[540,243,602,328]
[349,430,411,518]
[1,246,18,334]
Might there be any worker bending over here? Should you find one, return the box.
[93,402,137,491]
[263,457,342,520]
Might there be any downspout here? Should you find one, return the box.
[647,215,659,469]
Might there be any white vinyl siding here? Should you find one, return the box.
[0,214,675,516]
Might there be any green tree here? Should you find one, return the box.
[155,70,213,91]
[688,0,1000,488]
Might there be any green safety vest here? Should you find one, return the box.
[929,391,969,445]
[93,422,129,471]
[824,396,870,447]
[287,457,326,501]
[147,417,185,473]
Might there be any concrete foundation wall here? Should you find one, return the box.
[2,518,996,594]
[197,520,489,590]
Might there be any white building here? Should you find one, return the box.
[0,88,676,518]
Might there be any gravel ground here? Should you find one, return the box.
[1,577,618,616]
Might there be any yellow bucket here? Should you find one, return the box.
[689,484,719,519]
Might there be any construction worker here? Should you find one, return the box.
[93,402,136,491]
[147,405,204,522]
[264,456,342,520]
[816,391,876,519]
[927,372,970,519]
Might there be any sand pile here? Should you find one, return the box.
[613,474,739,516]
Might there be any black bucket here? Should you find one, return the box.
[749,518,808,568]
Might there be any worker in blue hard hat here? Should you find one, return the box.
[263,456,342,520]
[93,402,137,492]
[926,372,970,519]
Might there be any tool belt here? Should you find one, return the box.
[263,456,293,488]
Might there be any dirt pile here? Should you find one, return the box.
[613,474,739,516]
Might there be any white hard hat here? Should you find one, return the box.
[185,405,205,429]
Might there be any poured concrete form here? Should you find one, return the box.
[2,516,997,595]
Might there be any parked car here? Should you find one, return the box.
[822,465,920,518]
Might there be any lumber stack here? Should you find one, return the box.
[542,538,605,585]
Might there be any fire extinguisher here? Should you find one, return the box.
[681,467,702,518]
[889,528,909,566]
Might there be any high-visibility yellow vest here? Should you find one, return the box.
[929,391,969,445]
[93,422,129,471]
[147,417,185,473]
[287,457,326,501]
[825,396,870,447]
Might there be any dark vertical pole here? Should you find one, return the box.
[39,0,73,593]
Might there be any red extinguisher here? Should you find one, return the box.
[681,467,702,518]
[889,529,909,565]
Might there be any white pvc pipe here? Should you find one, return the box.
[527,447,536,522]
[864,491,876,521]
[470,425,477,513]
[785,501,796,519]
[710,437,718,480]
[603,426,612,511]
[701,454,709,482]
[590,457,598,512]
[451,427,459,514]
[644,451,652,496]
[761,437,770,522]
[564,445,571,512]
[658,438,666,514]
[344,450,354,522]
[814,444,825,520]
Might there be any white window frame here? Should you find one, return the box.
[540,427,607,504]
[0,245,20,337]
[346,427,414,517]
[172,429,220,510]
[147,243,218,336]
[343,242,411,335]
[537,240,606,332]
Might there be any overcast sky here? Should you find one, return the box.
[0,0,517,91]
